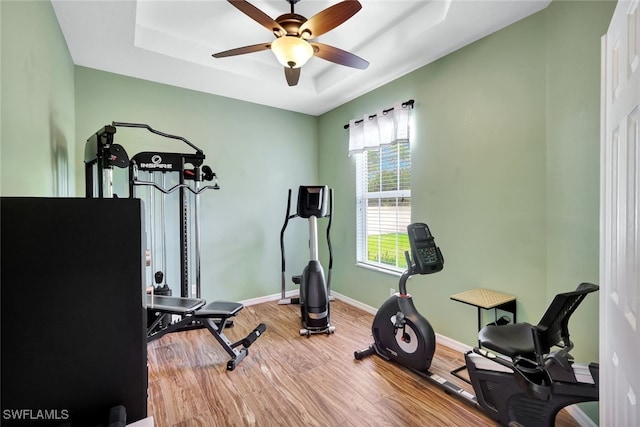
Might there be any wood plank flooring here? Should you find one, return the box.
[147,299,581,426]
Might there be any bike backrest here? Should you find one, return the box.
[535,282,599,354]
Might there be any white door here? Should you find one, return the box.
[600,0,640,425]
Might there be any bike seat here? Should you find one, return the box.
[478,282,599,361]
[478,323,537,359]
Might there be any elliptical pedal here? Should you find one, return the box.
[300,325,336,336]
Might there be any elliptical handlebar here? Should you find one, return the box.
[280,189,297,295]
[326,188,334,293]
[326,188,334,270]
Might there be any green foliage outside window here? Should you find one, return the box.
[367,233,410,268]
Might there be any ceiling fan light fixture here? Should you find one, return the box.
[271,36,313,68]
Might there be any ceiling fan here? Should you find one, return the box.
[212,0,369,87]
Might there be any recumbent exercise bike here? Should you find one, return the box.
[355,222,599,426]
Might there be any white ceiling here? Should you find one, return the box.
[51,0,550,116]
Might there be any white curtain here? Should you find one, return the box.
[348,102,410,154]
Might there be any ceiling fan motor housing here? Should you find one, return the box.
[275,13,309,37]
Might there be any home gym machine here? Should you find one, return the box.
[280,185,335,336]
[354,222,600,426]
[85,122,266,370]
[85,122,219,299]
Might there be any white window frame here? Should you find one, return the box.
[355,141,411,273]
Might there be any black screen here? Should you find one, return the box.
[414,226,429,240]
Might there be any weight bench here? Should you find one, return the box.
[146,294,266,371]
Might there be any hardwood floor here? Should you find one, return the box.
[147,299,581,426]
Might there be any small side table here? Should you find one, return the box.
[449,288,517,382]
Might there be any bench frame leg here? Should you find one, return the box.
[147,310,266,371]
[201,318,248,371]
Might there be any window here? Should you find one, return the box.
[356,143,411,271]
[349,101,412,273]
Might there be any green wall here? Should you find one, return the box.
[74,68,318,304]
[542,2,614,420]
[318,1,614,422]
[544,0,613,361]
[1,0,75,197]
[319,0,613,359]
[319,8,546,342]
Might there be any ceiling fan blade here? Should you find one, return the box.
[227,0,285,36]
[298,0,362,39]
[311,42,369,69]
[284,67,301,86]
[212,43,271,58]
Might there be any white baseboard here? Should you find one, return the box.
[329,291,473,353]
[330,291,378,314]
[240,290,378,313]
[434,332,472,354]
[239,290,298,306]
[245,290,488,355]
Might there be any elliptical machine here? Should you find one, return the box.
[280,186,335,336]
[355,222,600,427]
